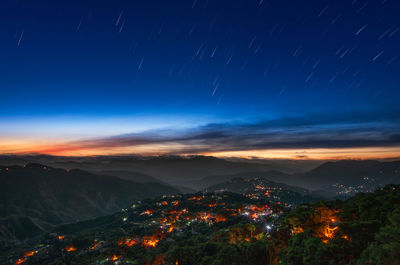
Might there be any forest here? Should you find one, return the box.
[3,184,400,265]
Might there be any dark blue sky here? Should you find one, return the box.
[0,0,399,158]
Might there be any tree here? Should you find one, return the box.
[357,208,400,265]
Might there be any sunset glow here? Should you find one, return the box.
[1,136,399,160]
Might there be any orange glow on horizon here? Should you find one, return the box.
[1,137,399,160]
[207,147,400,160]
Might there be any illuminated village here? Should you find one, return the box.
[5,177,359,265]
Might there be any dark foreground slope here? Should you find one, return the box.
[0,164,178,245]
[2,185,400,265]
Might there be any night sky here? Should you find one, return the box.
[0,0,399,159]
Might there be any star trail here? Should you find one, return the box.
[0,0,399,159]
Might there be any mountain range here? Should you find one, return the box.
[0,163,178,246]
[0,155,320,186]
[1,156,400,248]
[191,160,400,194]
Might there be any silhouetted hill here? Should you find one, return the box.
[295,160,400,190]
[0,164,178,246]
[57,156,277,185]
[205,176,308,194]
[1,156,399,198]
[204,177,321,205]
[97,170,163,184]
[0,155,318,186]
[193,171,292,189]
[195,160,400,196]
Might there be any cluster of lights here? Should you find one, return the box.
[13,192,282,265]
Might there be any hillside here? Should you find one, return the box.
[0,155,313,186]
[2,185,400,265]
[97,170,163,184]
[0,164,178,246]
[195,160,400,196]
[192,171,292,189]
[204,177,321,205]
[296,160,400,189]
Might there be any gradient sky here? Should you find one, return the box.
[0,0,399,159]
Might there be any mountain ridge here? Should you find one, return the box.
[0,163,178,246]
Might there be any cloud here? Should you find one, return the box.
[37,111,400,155]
